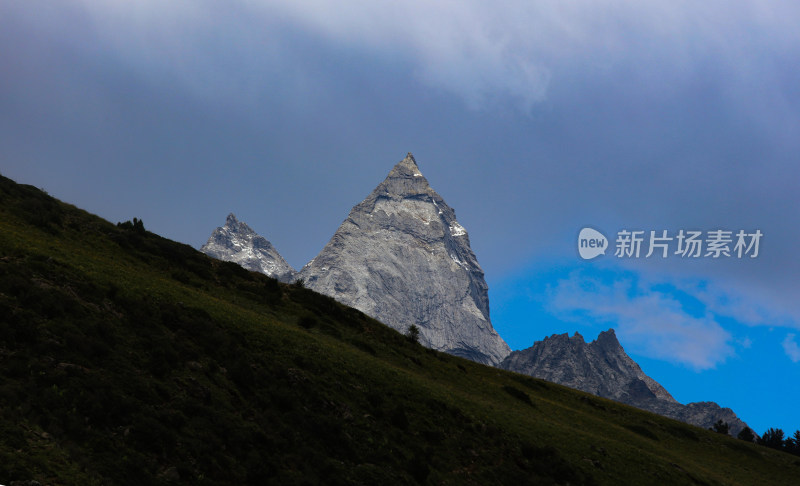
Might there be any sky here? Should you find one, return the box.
[2,0,799,435]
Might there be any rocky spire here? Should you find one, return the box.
[298,153,510,365]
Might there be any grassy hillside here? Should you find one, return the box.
[0,174,798,485]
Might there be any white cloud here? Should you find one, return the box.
[644,273,799,330]
[782,333,800,363]
[548,271,734,370]
[245,0,558,110]
[258,0,800,111]
[62,0,800,113]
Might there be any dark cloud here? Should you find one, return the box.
[2,0,799,325]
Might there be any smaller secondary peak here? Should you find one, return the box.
[223,213,255,236]
[202,214,297,282]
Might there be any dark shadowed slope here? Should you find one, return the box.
[1,174,798,485]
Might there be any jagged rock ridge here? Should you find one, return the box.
[298,153,511,365]
[500,329,750,435]
[200,213,296,282]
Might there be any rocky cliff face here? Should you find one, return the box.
[501,329,750,435]
[200,213,296,282]
[298,153,511,365]
[199,155,752,434]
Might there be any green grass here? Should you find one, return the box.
[1,174,798,485]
